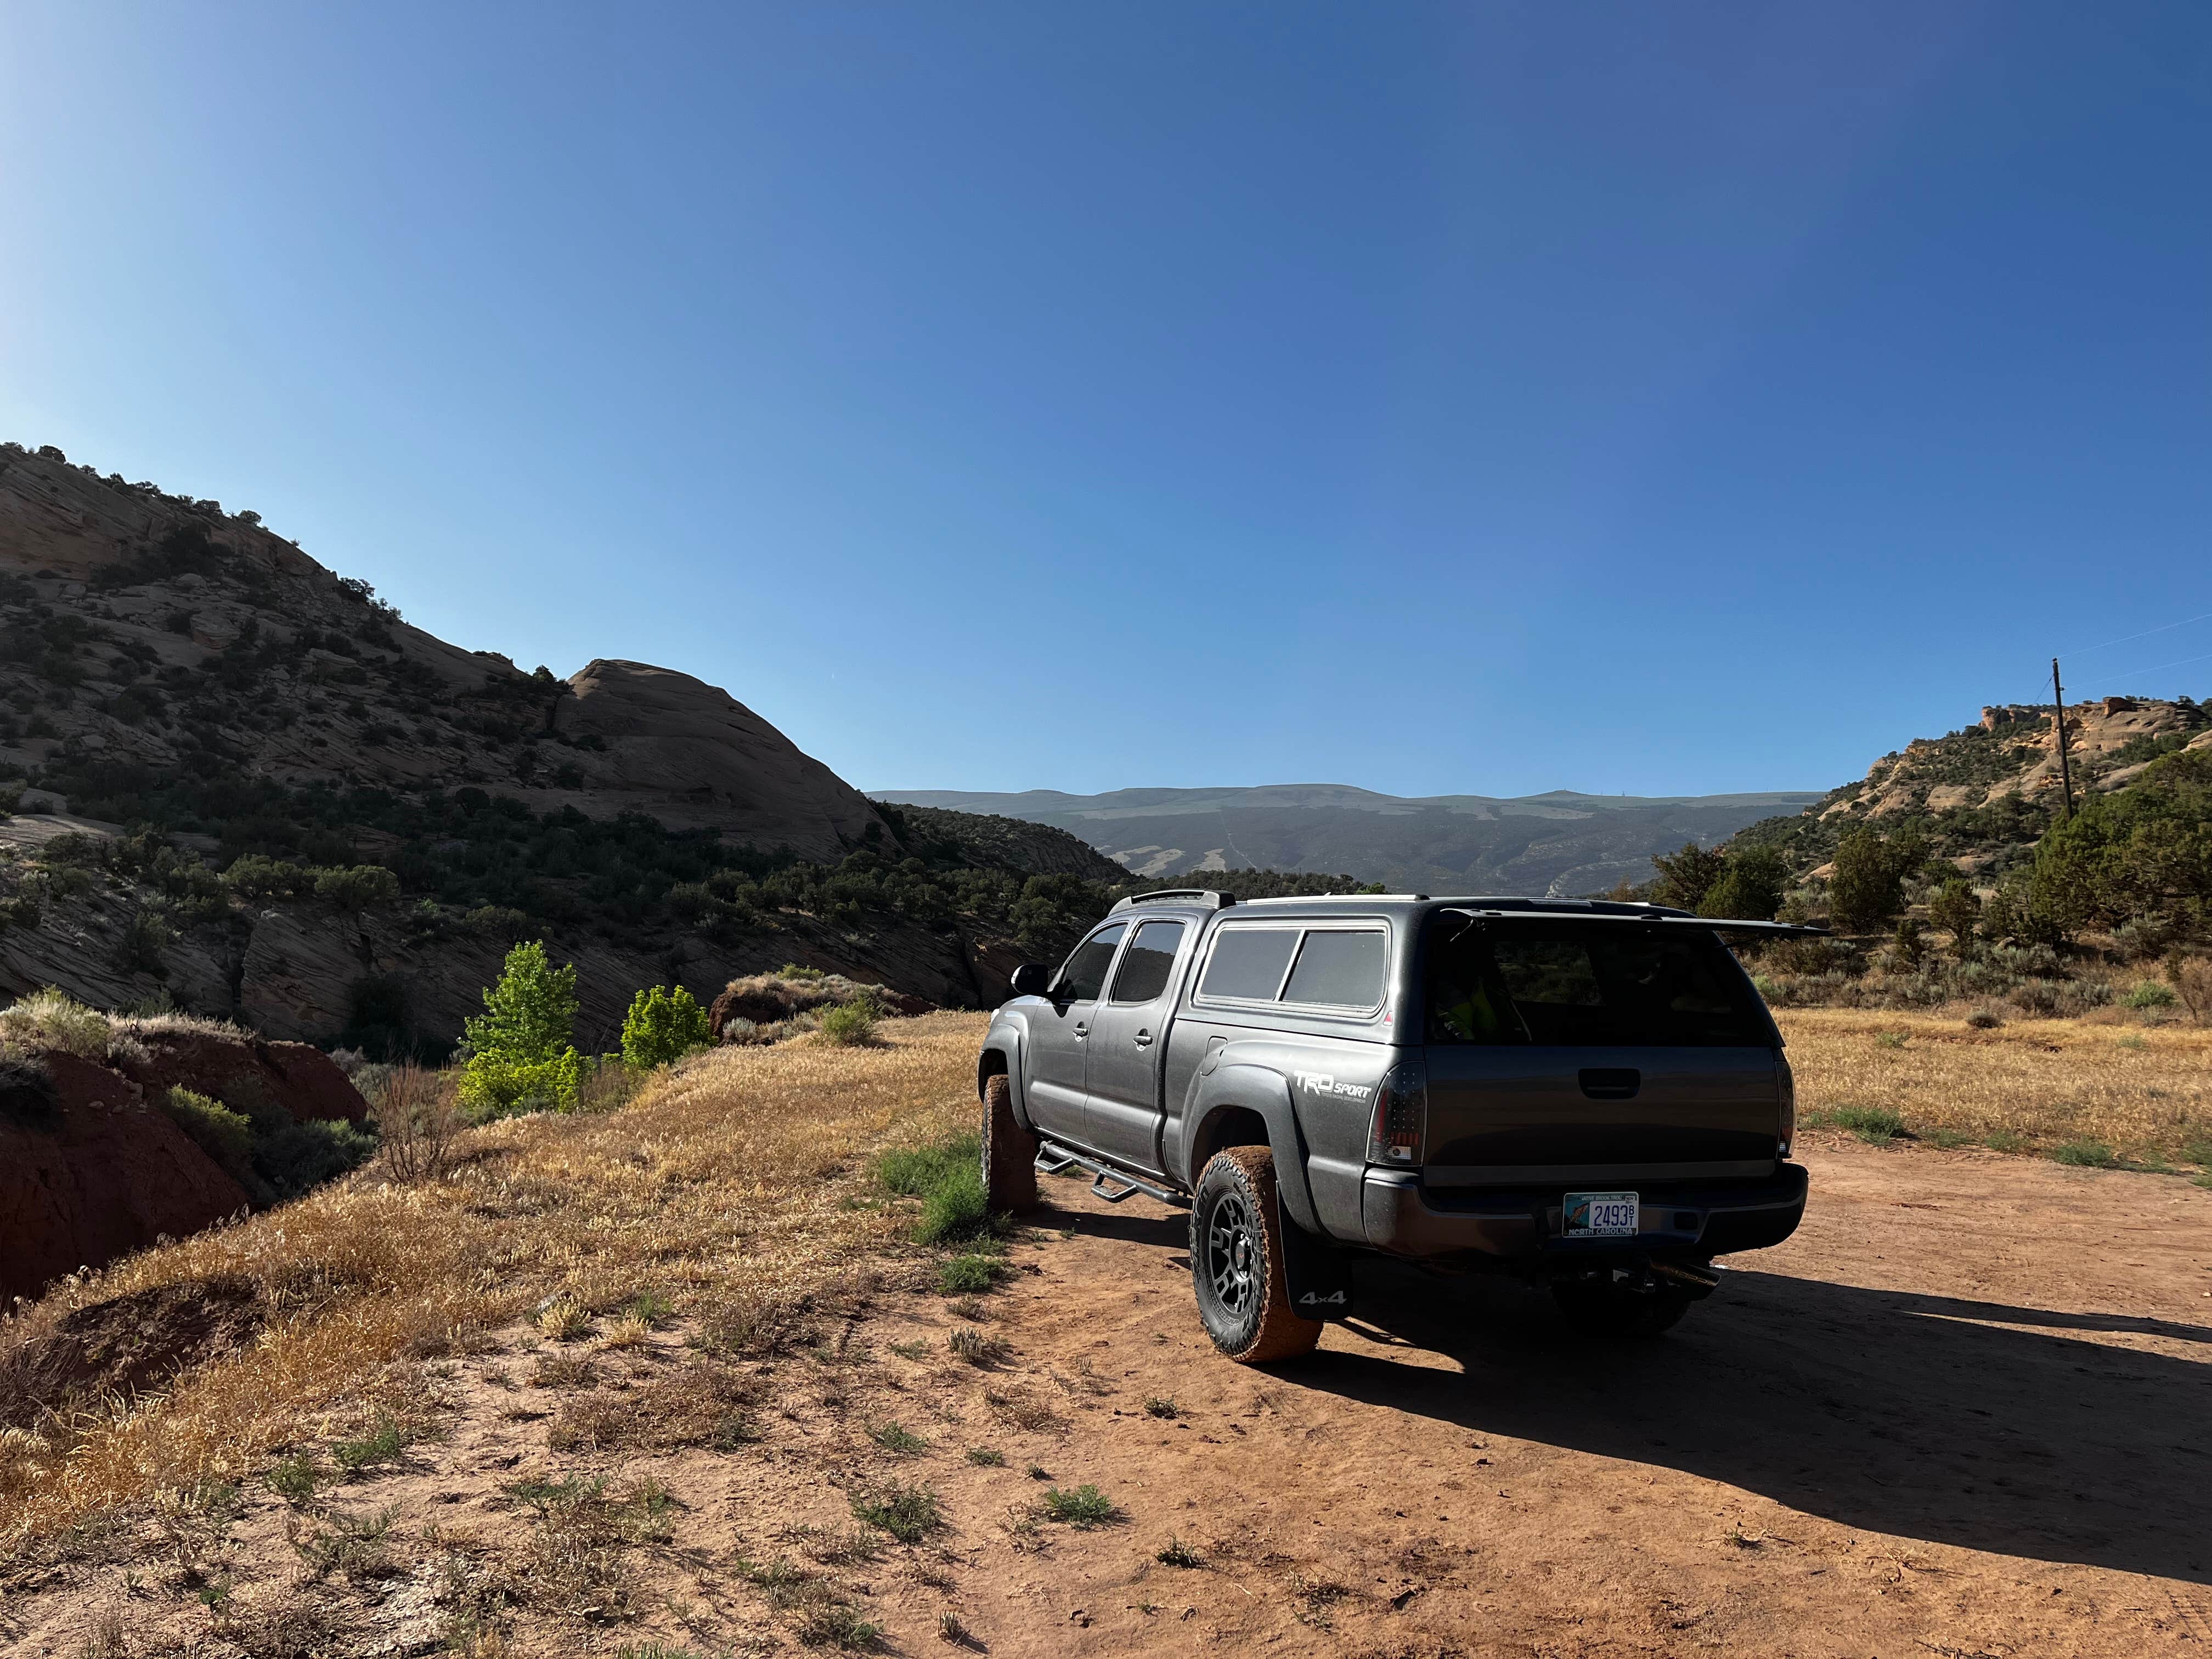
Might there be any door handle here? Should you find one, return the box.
[1133,1030,1153,1047]
[1073,1022,1088,1039]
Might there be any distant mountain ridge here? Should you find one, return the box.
[874,783,1824,895]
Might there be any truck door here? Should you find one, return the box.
[1081,917,1190,1174]
[1024,922,1126,1141]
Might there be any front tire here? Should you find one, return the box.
[1551,1272,1694,1338]
[980,1075,1038,1214]
[1189,1147,1322,1364]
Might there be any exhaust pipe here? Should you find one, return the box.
[1649,1261,1722,1293]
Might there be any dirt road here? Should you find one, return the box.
[897,1131,2212,1657]
[10,1129,2209,1657]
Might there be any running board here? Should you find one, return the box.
[1033,1140,1186,1207]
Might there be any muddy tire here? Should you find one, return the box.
[980,1075,1038,1215]
[1551,1273,1693,1338]
[1189,1147,1323,1364]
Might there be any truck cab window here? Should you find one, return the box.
[1109,920,1186,1005]
[1054,923,1126,1003]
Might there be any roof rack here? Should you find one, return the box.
[1108,888,1235,913]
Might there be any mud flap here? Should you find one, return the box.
[1277,1189,1354,1323]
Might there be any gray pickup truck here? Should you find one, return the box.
[977,890,1812,1363]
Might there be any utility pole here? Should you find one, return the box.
[2051,657,2076,821]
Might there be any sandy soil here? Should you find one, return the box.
[8,1133,2209,1657]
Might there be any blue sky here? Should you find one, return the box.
[4,3,2208,798]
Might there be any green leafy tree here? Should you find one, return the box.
[1828,824,1927,933]
[460,940,583,1118]
[1927,877,1982,956]
[1650,842,1729,912]
[1697,846,1788,921]
[2023,748,2212,941]
[621,984,712,1069]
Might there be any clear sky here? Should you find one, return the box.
[4,4,2209,799]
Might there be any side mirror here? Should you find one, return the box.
[1009,963,1053,998]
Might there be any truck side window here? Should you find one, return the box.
[1109,920,1186,1005]
[1197,927,1299,1002]
[1281,929,1386,1009]
[1055,923,1126,1003]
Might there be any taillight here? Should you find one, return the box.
[1366,1056,1429,1167]
[1776,1054,1796,1158]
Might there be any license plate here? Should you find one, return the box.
[1564,1191,1639,1237]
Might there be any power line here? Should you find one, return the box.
[2056,608,2212,661]
[2078,647,2212,685]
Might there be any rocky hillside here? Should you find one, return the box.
[1736,696,2212,879]
[0,443,1130,1049]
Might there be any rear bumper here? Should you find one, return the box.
[1359,1161,1808,1265]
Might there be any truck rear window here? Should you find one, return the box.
[1425,919,1764,1047]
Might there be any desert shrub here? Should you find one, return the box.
[0,1054,59,1126]
[370,1064,463,1183]
[314,864,401,914]
[620,985,712,1069]
[1927,878,1981,955]
[256,1118,377,1200]
[161,1088,257,1188]
[460,941,584,1119]
[2123,979,2177,1010]
[778,963,826,981]
[1697,845,1787,922]
[1040,1485,1121,1528]
[938,1255,1005,1295]
[2169,952,2212,1024]
[817,1001,878,1047]
[221,854,312,902]
[1650,842,1728,911]
[1830,825,1927,933]
[0,988,123,1059]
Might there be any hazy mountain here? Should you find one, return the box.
[872,783,1824,896]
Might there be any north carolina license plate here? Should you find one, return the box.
[1564,1191,1639,1237]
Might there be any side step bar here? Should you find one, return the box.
[1034,1139,1186,1208]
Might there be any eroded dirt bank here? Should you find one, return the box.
[7,1132,2209,1657]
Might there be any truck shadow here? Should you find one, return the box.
[1304,1259,2212,1585]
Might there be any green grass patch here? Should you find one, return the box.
[2051,1139,2117,1168]
[850,1481,944,1543]
[916,1167,990,1244]
[1156,1536,1204,1567]
[1927,1127,1975,1150]
[1040,1484,1121,1528]
[267,1452,321,1504]
[1812,1104,1906,1145]
[877,1135,979,1197]
[331,1415,408,1476]
[964,1447,1005,1467]
[867,1421,928,1456]
[938,1254,1005,1295]
[1986,1130,2031,1154]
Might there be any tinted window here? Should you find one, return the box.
[1109,920,1186,1005]
[1426,919,1762,1046]
[1056,923,1126,1003]
[1198,928,1299,1002]
[1282,929,1386,1008]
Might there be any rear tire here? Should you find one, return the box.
[1551,1273,1693,1338]
[1189,1147,1323,1364]
[980,1075,1038,1214]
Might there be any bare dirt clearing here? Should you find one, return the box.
[5,1017,2209,1657]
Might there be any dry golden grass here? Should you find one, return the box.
[1779,1008,2212,1164]
[0,1011,988,1548]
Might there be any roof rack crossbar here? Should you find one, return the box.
[1108,888,1235,914]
